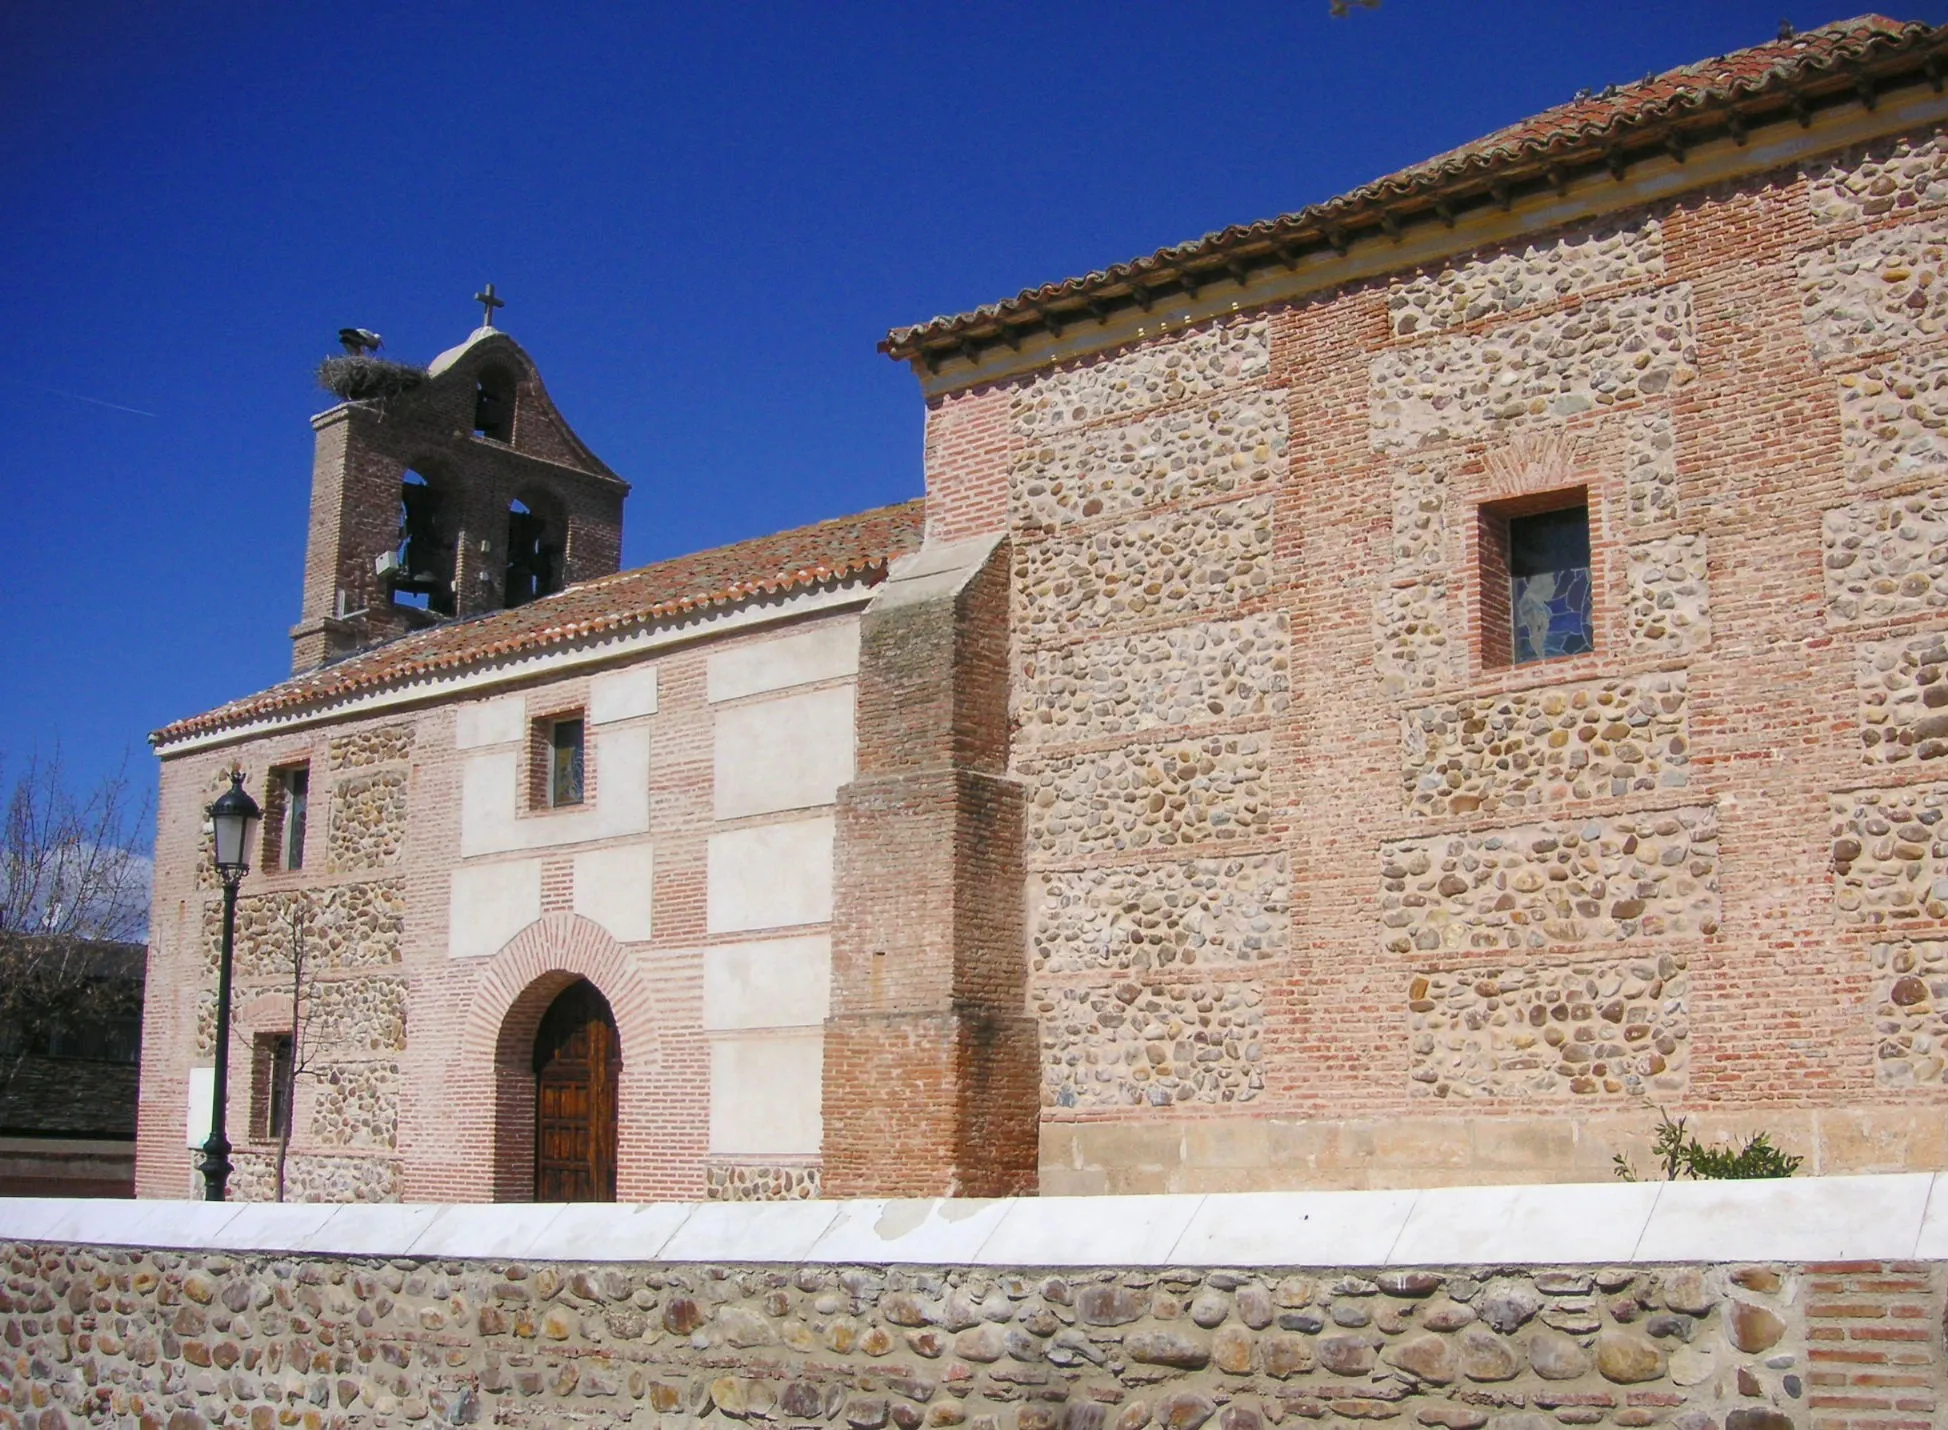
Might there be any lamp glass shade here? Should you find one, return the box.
[208,774,262,875]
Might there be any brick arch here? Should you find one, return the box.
[454,913,659,1203]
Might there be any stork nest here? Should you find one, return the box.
[317,355,429,402]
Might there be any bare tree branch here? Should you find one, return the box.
[0,747,153,1099]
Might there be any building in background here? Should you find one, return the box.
[140,15,1948,1202]
[0,940,144,1197]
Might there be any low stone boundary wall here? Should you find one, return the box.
[3,1176,1944,1428]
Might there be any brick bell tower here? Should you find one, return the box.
[291,297,628,672]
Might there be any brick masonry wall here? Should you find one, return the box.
[139,595,872,1206]
[906,117,1948,1191]
[3,1240,1926,1430]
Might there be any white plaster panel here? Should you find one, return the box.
[1634,1171,1932,1263]
[449,860,543,958]
[701,935,831,1030]
[708,1032,823,1156]
[405,1205,569,1259]
[455,694,525,749]
[205,1203,340,1252]
[1172,1189,1419,1268]
[590,664,659,724]
[706,816,835,933]
[186,1066,214,1149]
[660,1200,843,1261]
[572,844,655,943]
[713,685,855,820]
[809,1198,1015,1265]
[460,723,651,856]
[1390,1182,1660,1265]
[523,1203,696,1261]
[300,1204,444,1256]
[974,1194,1206,1268]
[707,619,860,703]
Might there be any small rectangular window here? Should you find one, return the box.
[282,767,309,870]
[251,1032,295,1140]
[550,718,585,807]
[262,763,310,871]
[1507,506,1593,663]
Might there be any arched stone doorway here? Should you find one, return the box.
[531,979,619,1202]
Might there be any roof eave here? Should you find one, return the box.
[882,22,1948,371]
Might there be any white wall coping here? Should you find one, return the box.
[5,1174,1945,1266]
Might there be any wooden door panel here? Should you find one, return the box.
[531,979,620,1202]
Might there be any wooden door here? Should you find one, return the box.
[531,980,619,1201]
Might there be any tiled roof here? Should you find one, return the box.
[155,498,927,745]
[884,14,1946,363]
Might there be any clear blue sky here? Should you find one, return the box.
[4,2,1944,830]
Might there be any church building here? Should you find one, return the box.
[140,15,1948,1202]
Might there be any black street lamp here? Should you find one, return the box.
[201,770,261,1201]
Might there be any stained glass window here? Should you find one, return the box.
[1508,506,1593,664]
[551,718,585,807]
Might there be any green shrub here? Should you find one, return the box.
[1613,1110,1803,1182]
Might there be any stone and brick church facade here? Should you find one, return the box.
[139,15,1948,1202]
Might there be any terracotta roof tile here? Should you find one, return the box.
[884,15,1943,360]
[155,498,926,745]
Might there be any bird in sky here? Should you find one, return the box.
[337,328,384,356]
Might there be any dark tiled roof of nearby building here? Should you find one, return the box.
[883,15,1946,364]
[155,498,927,745]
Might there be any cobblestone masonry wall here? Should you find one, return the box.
[1408,952,1690,1100]
[1810,129,1948,226]
[1388,218,1667,337]
[1622,536,1710,657]
[1858,632,1948,766]
[1870,939,1948,1087]
[1037,981,1266,1110]
[1011,395,1287,531]
[1011,322,1270,437]
[1018,618,1289,749]
[704,1165,823,1202]
[1024,736,1275,862]
[1402,675,1690,820]
[1824,489,1948,626]
[204,884,406,977]
[1831,782,1948,923]
[223,1152,403,1206]
[1012,499,1277,640]
[1032,856,1289,976]
[1379,808,1719,956]
[1369,287,1699,452]
[324,771,407,874]
[5,1242,1929,1430]
[327,724,413,773]
[1798,217,1948,365]
[1835,354,1948,490]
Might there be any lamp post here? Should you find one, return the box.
[201,770,261,1201]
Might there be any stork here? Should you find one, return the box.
[338,328,384,356]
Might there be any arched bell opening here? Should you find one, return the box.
[473,364,518,443]
[503,486,566,609]
[391,469,457,616]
